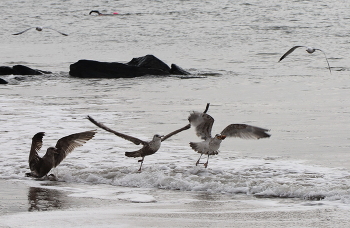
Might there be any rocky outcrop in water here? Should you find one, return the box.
[69,55,190,78]
[0,65,52,75]
[0,78,8,84]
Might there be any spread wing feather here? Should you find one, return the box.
[54,130,96,167]
[12,27,35,35]
[44,27,68,36]
[221,124,270,139]
[188,112,214,140]
[279,46,305,62]
[87,115,147,145]
[315,49,332,73]
[29,132,45,171]
[161,124,191,142]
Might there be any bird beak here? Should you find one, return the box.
[217,135,226,140]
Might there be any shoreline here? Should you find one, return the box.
[1,179,350,227]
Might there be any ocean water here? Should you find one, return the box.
[0,0,350,216]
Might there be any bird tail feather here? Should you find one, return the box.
[125,149,142,158]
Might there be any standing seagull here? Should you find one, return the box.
[87,115,190,172]
[188,104,270,168]
[26,130,96,179]
[12,26,68,36]
[279,46,331,73]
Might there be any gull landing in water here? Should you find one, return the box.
[188,103,271,168]
[87,115,190,172]
[12,27,68,36]
[279,46,331,73]
[26,130,96,180]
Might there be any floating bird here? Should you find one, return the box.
[188,104,270,168]
[87,115,190,172]
[26,130,96,179]
[89,10,118,16]
[12,27,68,36]
[279,46,331,73]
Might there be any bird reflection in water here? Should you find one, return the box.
[28,187,63,211]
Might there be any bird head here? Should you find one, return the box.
[215,134,226,140]
[306,47,315,54]
[46,147,58,155]
[153,134,164,140]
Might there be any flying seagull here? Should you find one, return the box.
[12,26,68,36]
[87,115,190,172]
[188,103,270,168]
[279,46,331,73]
[26,130,96,179]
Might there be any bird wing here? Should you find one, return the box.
[315,49,332,73]
[12,27,35,35]
[53,130,96,167]
[203,103,210,113]
[221,124,270,139]
[188,112,214,140]
[161,124,191,142]
[279,46,306,62]
[29,132,45,171]
[87,115,147,145]
[44,27,68,36]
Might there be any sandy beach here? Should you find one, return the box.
[1,179,350,228]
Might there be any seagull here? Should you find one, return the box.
[188,104,270,168]
[89,10,118,16]
[26,130,96,179]
[12,26,68,36]
[279,46,331,73]
[87,115,190,172]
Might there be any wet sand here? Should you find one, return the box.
[1,179,350,228]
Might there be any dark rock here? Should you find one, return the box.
[0,65,51,75]
[127,55,171,72]
[69,55,190,78]
[0,66,14,75]
[0,78,8,84]
[70,60,168,78]
[170,64,190,75]
[13,65,43,75]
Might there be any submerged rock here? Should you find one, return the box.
[69,55,190,78]
[0,78,8,84]
[0,65,51,75]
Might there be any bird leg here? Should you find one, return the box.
[138,157,145,172]
[195,154,203,166]
[203,155,210,168]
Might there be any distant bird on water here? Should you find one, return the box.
[89,10,119,16]
[87,115,190,172]
[188,103,270,168]
[279,46,331,73]
[12,26,68,36]
[26,130,96,179]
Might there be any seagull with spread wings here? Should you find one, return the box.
[279,46,331,73]
[26,130,96,179]
[12,26,68,36]
[188,104,270,168]
[87,115,190,172]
